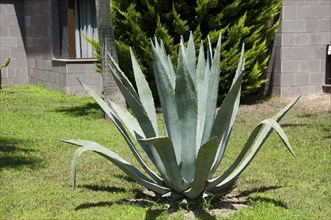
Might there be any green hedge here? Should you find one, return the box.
[111,0,281,102]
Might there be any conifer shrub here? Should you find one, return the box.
[112,0,281,101]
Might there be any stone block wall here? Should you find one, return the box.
[0,0,28,85]
[269,0,331,96]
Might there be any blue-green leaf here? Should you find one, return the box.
[185,32,196,87]
[176,40,198,182]
[111,73,167,177]
[207,97,300,191]
[139,137,189,192]
[201,34,222,145]
[62,139,169,194]
[106,51,138,98]
[196,41,207,150]
[166,55,176,87]
[107,98,144,137]
[207,36,213,67]
[208,44,245,178]
[111,72,156,138]
[77,79,163,184]
[196,41,206,97]
[152,41,181,164]
[130,48,158,135]
[184,138,218,199]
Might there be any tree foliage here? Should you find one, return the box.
[112,0,281,101]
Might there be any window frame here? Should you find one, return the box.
[67,0,76,59]
[62,0,97,59]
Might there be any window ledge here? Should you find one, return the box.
[53,58,98,63]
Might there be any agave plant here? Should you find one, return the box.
[63,33,299,201]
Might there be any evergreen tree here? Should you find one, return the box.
[112,0,281,101]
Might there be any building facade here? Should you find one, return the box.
[0,0,102,94]
[1,0,330,96]
[267,0,331,96]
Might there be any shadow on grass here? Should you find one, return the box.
[235,185,282,197]
[75,184,287,219]
[0,137,42,170]
[82,184,127,193]
[75,185,162,211]
[75,196,156,211]
[280,123,308,128]
[113,174,136,183]
[55,102,102,118]
[145,208,166,220]
[297,113,318,118]
[322,127,331,139]
[250,196,288,208]
[232,185,288,209]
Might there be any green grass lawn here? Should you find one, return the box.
[0,85,330,219]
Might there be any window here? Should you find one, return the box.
[59,0,98,59]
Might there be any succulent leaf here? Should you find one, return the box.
[196,41,207,150]
[110,64,156,138]
[63,139,170,194]
[208,43,245,178]
[77,79,163,184]
[185,32,197,87]
[152,41,181,164]
[106,51,138,98]
[207,96,300,190]
[111,73,170,183]
[207,36,213,67]
[184,137,219,199]
[201,34,222,145]
[130,48,158,135]
[176,39,198,182]
[139,137,189,192]
[107,97,144,137]
[0,57,11,70]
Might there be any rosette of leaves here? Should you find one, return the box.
[62,33,299,201]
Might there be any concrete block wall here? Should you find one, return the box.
[270,0,331,96]
[25,0,102,95]
[3,0,328,97]
[0,0,28,85]
[53,60,103,95]
[0,0,103,95]
[24,0,64,91]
